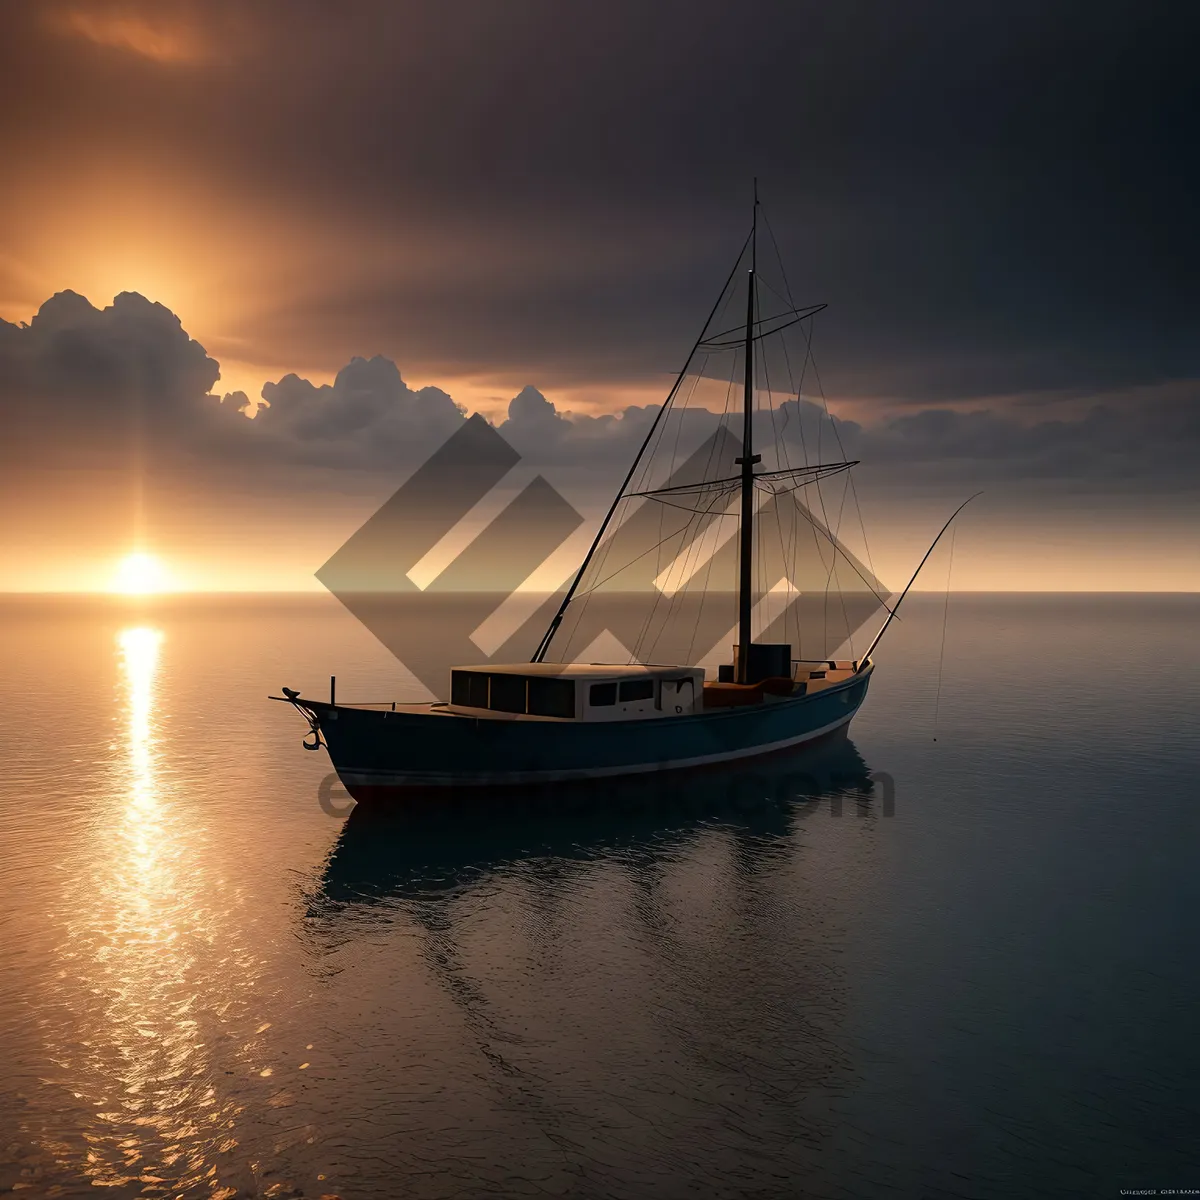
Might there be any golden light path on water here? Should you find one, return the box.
[41,626,265,1196]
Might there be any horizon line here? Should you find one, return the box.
[1,588,1198,598]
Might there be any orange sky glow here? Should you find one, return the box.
[1,3,1195,595]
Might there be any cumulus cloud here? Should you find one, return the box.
[249,355,465,468]
[0,290,1195,507]
[0,289,221,468]
[0,293,466,473]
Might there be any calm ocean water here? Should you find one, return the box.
[1,592,1198,1199]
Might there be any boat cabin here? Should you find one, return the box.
[447,663,705,722]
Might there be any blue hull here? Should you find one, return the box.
[310,667,873,800]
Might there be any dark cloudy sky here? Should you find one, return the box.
[0,0,1196,591]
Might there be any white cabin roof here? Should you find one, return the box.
[451,662,701,679]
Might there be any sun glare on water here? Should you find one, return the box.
[112,552,171,595]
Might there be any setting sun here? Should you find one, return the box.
[112,552,170,595]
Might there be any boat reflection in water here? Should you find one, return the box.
[317,734,885,904]
[302,735,890,1196]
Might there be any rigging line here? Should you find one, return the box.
[793,310,826,487]
[790,497,804,654]
[630,462,854,498]
[634,344,708,499]
[776,308,804,467]
[768,309,795,477]
[761,500,774,640]
[760,320,781,473]
[773,230,877,589]
[769,273,803,656]
[684,485,729,668]
[568,521,699,602]
[762,195,812,487]
[664,459,733,649]
[847,470,880,585]
[794,499,895,612]
[765,209,810,474]
[532,227,752,662]
[791,328,813,468]
[699,309,826,348]
[633,507,694,662]
[798,323,841,577]
[830,473,853,653]
[634,471,693,662]
[757,491,765,638]
[656,483,724,661]
[696,347,737,505]
[701,299,824,344]
[654,349,742,663]
[822,489,836,655]
[797,489,832,651]
[933,525,957,742]
[564,492,627,654]
[779,492,799,654]
[644,344,742,662]
[755,273,797,312]
[805,346,870,656]
[664,352,703,488]
[754,472,854,497]
[763,202,818,478]
[762,206,795,307]
[563,477,648,662]
[625,503,668,663]
[748,208,796,499]
[644,494,740,515]
[806,341,851,463]
[769,479,798,644]
[855,492,982,671]
[678,349,744,667]
[552,468,656,662]
[645,476,680,661]
[798,312,878,590]
[759,336,799,647]
[753,333,849,619]
[809,336,826,496]
[767,309,803,645]
[638,361,704,496]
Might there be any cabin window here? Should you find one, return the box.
[589,682,617,707]
[619,679,655,702]
[528,676,575,718]
[488,673,527,713]
[451,670,489,709]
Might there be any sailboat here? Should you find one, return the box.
[275,190,972,801]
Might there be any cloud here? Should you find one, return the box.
[0,293,466,474]
[5,1,1196,406]
[802,391,1200,495]
[0,288,1195,593]
[45,6,215,65]
[250,356,466,468]
[0,289,221,467]
[0,289,1196,511]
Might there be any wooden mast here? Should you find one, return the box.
[736,183,759,684]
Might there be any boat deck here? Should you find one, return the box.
[318,660,863,717]
[701,660,858,708]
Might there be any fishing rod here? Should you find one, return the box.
[853,492,982,673]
